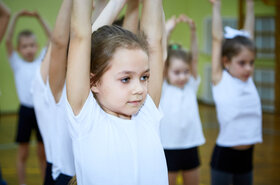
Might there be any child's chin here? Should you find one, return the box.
[129,108,141,116]
[240,76,250,82]
[24,57,35,62]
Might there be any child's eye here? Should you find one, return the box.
[174,71,180,75]
[239,61,245,66]
[140,75,149,81]
[121,77,130,83]
[184,69,190,74]
[250,60,255,66]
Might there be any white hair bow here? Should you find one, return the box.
[224,26,251,39]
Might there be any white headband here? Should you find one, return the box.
[224,26,251,39]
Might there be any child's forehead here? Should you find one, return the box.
[232,47,255,60]
[108,49,149,74]
[169,57,190,67]
[18,35,37,45]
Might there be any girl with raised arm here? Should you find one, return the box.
[160,14,205,185]
[66,0,168,184]
[209,0,261,184]
[32,0,74,184]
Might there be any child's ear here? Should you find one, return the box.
[90,73,99,93]
[222,56,230,70]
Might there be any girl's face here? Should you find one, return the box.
[224,47,255,82]
[167,57,191,88]
[91,48,149,119]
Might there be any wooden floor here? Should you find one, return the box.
[0,104,279,185]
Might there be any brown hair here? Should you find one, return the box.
[164,44,192,75]
[222,36,255,61]
[17,30,36,45]
[90,25,148,86]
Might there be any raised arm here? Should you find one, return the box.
[161,9,167,62]
[140,0,164,107]
[67,0,92,115]
[91,0,107,24]
[210,0,223,85]
[49,0,72,103]
[0,2,11,42]
[5,10,25,56]
[33,12,52,40]
[123,0,139,33]
[67,0,126,115]
[244,0,254,39]
[178,14,199,79]
[165,16,177,43]
[91,0,126,32]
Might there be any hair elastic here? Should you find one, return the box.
[224,26,251,39]
[171,44,180,50]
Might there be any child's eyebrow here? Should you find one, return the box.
[117,69,150,75]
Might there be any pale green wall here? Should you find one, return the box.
[0,0,61,113]
[0,0,276,113]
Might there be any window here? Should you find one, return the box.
[255,16,275,59]
[204,16,275,59]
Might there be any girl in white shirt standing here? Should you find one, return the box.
[66,0,168,184]
[32,0,74,184]
[209,0,262,185]
[160,14,205,185]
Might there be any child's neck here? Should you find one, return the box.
[97,100,132,120]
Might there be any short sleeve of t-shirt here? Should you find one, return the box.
[9,52,21,71]
[187,76,201,94]
[65,91,99,138]
[38,47,47,61]
[31,68,45,96]
[212,71,225,90]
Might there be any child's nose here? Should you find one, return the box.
[245,64,253,72]
[133,80,144,94]
[179,73,186,80]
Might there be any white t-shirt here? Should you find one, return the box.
[31,68,54,163]
[9,49,46,107]
[212,70,262,147]
[66,92,168,185]
[51,85,75,179]
[159,77,205,149]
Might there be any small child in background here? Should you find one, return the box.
[32,0,74,184]
[160,14,205,185]
[66,0,168,184]
[209,0,262,184]
[5,10,51,185]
